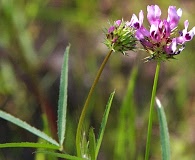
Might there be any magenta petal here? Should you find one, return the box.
[130,12,143,29]
[150,23,160,41]
[140,26,150,37]
[177,8,182,17]
[178,21,195,43]
[170,38,177,53]
[185,26,195,41]
[140,39,153,48]
[147,5,161,25]
[176,36,185,44]
[180,20,189,37]
[139,10,144,25]
[165,38,177,54]
[108,26,115,33]
[167,6,182,30]
[135,29,144,40]
[115,20,122,26]
[163,20,171,37]
[130,14,139,26]
[184,20,189,30]
[189,26,195,36]
[135,27,150,40]
[130,14,137,22]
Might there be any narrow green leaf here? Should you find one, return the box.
[114,66,138,160]
[36,151,85,160]
[0,142,59,150]
[80,131,88,158]
[156,98,171,160]
[95,91,115,159]
[0,110,59,146]
[88,128,96,160]
[57,44,70,147]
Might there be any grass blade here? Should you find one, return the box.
[95,91,115,159]
[0,142,59,150]
[36,151,85,160]
[88,128,96,160]
[57,44,70,147]
[114,65,138,160]
[156,98,171,160]
[0,110,59,146]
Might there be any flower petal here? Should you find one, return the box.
[108,26,115,33]
[129,11,144,29]
[139,10,144,25]
[177,8,182,17]
[185,26,195,41]
[147,5,161,25]
[135,29,144,40]
[150,23,160,41]
[115,20,122,26]
[167,6,182,30]
[183,20,189,34]
[162,20,171,38]
[130,14,139,28]
[177,20,195,44]
[165,38,177,54]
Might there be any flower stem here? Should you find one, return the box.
[144,62,161,160]
[76,50,113,157]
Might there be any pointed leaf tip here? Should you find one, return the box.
[156,97,162,108]
[57,44,71,146]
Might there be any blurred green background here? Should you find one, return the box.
[0,0,195,159]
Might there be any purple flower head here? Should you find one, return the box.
[130,5,195,61]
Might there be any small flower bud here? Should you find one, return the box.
[104,19,137,55]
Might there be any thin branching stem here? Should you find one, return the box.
[145,61,161,160]
[76,50,113,157]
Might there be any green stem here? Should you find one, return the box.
[144,62,161,160]
[76,50,113,157]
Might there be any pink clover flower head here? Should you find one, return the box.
[104,19,137,55]
[130,5,195,62]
